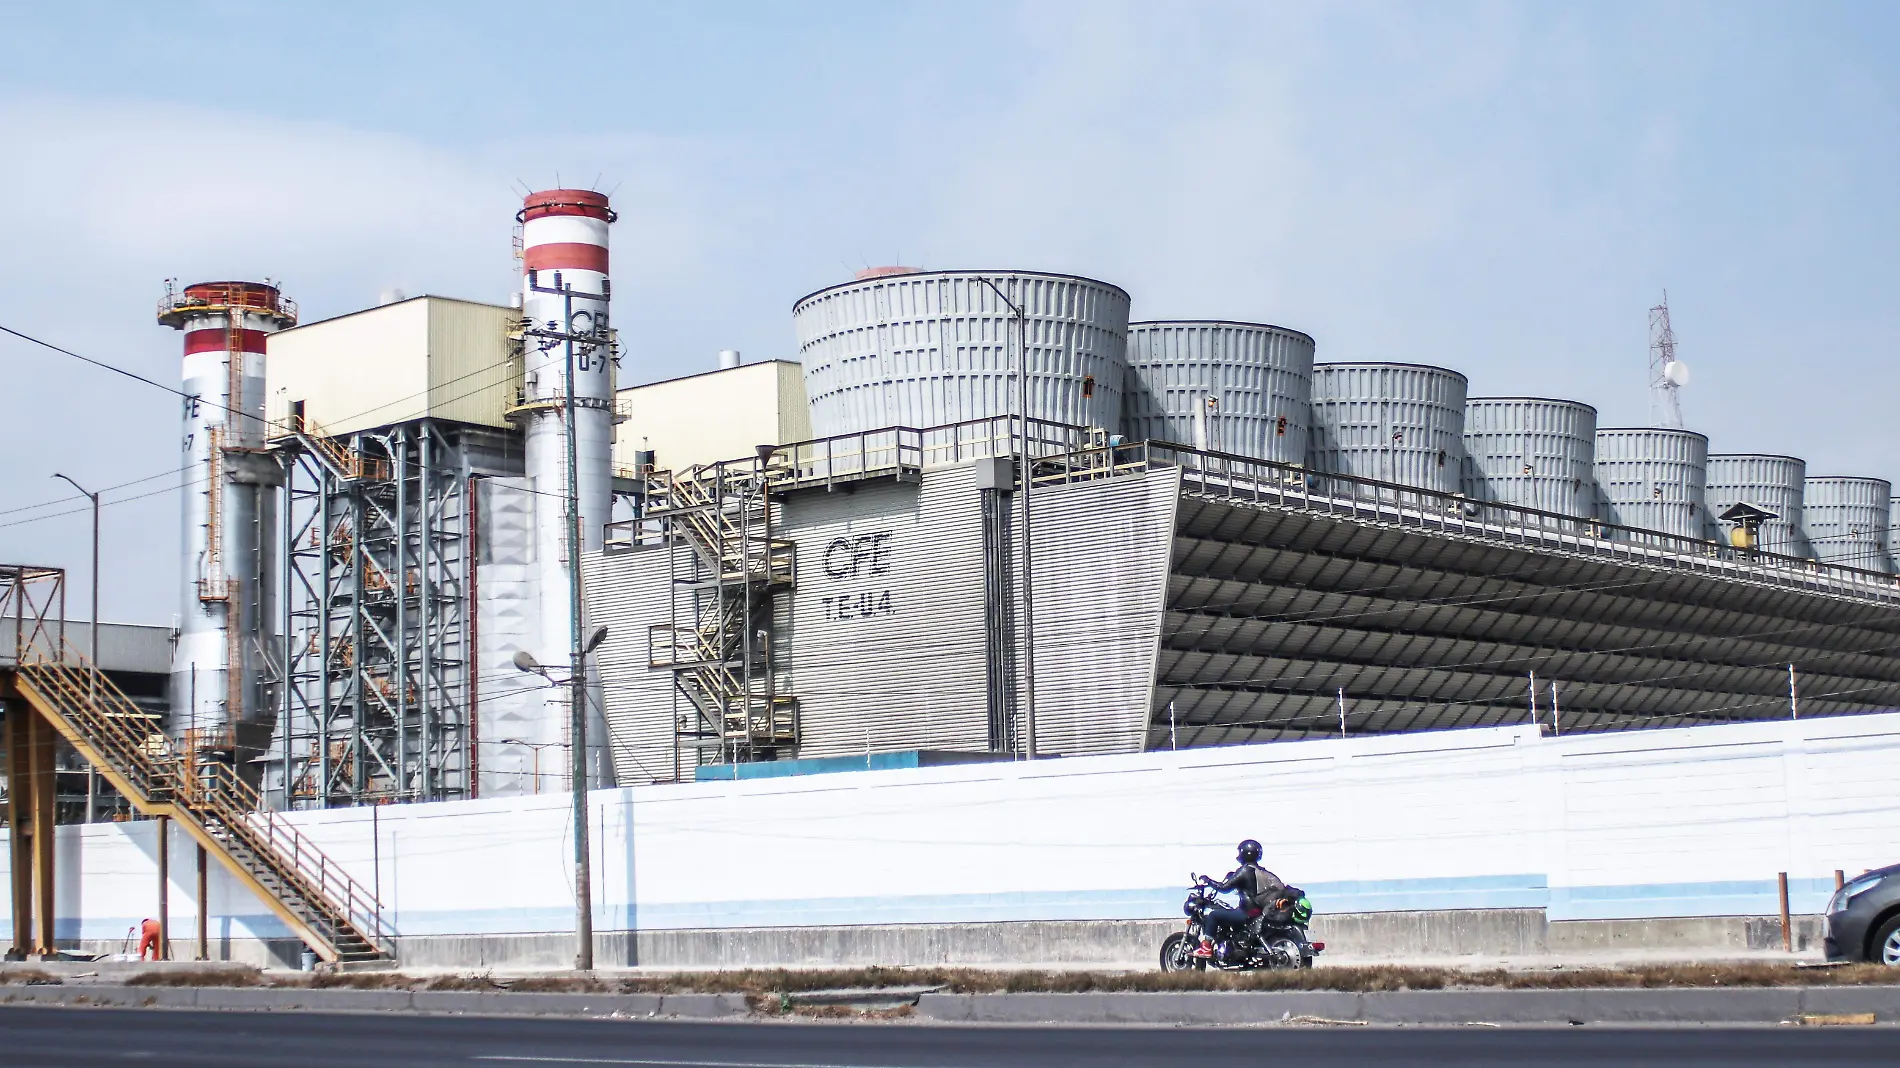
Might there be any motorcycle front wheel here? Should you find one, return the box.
[1159,932,1204,972]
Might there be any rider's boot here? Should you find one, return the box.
[1192,937,1215,958]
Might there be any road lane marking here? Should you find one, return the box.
[476,1057,917,1068]
[475,1048,919,1056]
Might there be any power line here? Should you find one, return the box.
[0,465,193,521]
[0,322,255,425]
[0,474,208,531]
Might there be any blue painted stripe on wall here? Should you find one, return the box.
[1548,878,1839,921]
[8,873,1833,941]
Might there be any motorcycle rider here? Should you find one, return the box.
[1194,839,1286,960]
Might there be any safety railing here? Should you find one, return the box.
[758,415,1089,491]
[157,281,298,325]
[277,414,391,481]
[1032,438,1900,604]
[648,622,734,671]
[13,648,390,959]
[189,761,390,955]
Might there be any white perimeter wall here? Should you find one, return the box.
[5,713,1897,942]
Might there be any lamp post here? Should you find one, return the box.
[973,276,1036,759]
[524,267,610,971]
[496,737,563,794]
[53,472,100,822]
[513,624,608,971]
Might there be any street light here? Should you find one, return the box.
[52,473,100,822]
[511,622,607,970]
[495,737,566,795]
[972,276,1037,760]
[523,266,611,971]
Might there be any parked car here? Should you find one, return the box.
[1825,863,1900,965]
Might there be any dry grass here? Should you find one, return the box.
[0,970,61,986]
[118,961,1900,994]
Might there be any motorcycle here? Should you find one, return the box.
[1159,875,1324,972]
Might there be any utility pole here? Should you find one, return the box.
[1789,663,1799,720]
[525,269,600,971]
[1337,688,1347,737]
[53,473,100,822]
[976,276,1036,759]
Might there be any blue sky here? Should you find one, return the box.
[2,1,1897,620]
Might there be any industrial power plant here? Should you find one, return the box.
[45,189,1900,795]
[4,187,1900,971]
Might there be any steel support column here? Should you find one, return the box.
[4,700,58,957]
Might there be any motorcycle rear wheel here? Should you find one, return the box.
[1159,932,1205,972]
[1263,936,1305,970]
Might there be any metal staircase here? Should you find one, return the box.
[10,654,391,963]
[275,415,472,807]
[646,459,798,761]
[287,414,391,483]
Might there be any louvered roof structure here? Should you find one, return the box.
[1138,448,1900,746]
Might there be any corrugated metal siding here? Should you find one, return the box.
[1706,454,1811,557]
[780,466,992,756]
[1460,398,1596,518]
[1892,497,1900,572]
[1307,363,1467,493]
[793,270,1131,438]
[1124,321,1313,464]
[1592,428,1709,539]
[583,463,1179,769]
[1803,476,1893,572]
[1028,467,1179,756]
[586,543,686,785]
[777,360,813,444]
[428,298,522,429]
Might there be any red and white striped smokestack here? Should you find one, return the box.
[519,189,614,275]
[157,280,296,747]
[508,189,618,796]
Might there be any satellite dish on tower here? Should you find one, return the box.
[1649,293,1688,428]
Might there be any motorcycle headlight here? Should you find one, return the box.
[1828,873,1884,914]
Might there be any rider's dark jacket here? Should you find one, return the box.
[1211,863,1287,910]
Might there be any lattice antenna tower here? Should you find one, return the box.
[1648,291,1688,428]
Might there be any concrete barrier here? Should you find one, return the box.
[382,910,1822,970]
[60,909,1829,971]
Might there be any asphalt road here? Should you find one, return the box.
[0,1006,1891,1068]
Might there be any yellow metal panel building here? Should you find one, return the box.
[266,296,520,437]
[614,360,811,473]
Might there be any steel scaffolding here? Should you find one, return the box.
[275,418,480,807]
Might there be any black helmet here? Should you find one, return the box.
[1238,839,1263,864]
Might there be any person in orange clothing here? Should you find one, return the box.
[137,917,162,961]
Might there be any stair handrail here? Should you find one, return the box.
[190,762,391,951]
[15,649,390,955]
[16,656,177,796]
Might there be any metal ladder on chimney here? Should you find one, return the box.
[10,652,392,964]
[645,459,798,761]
